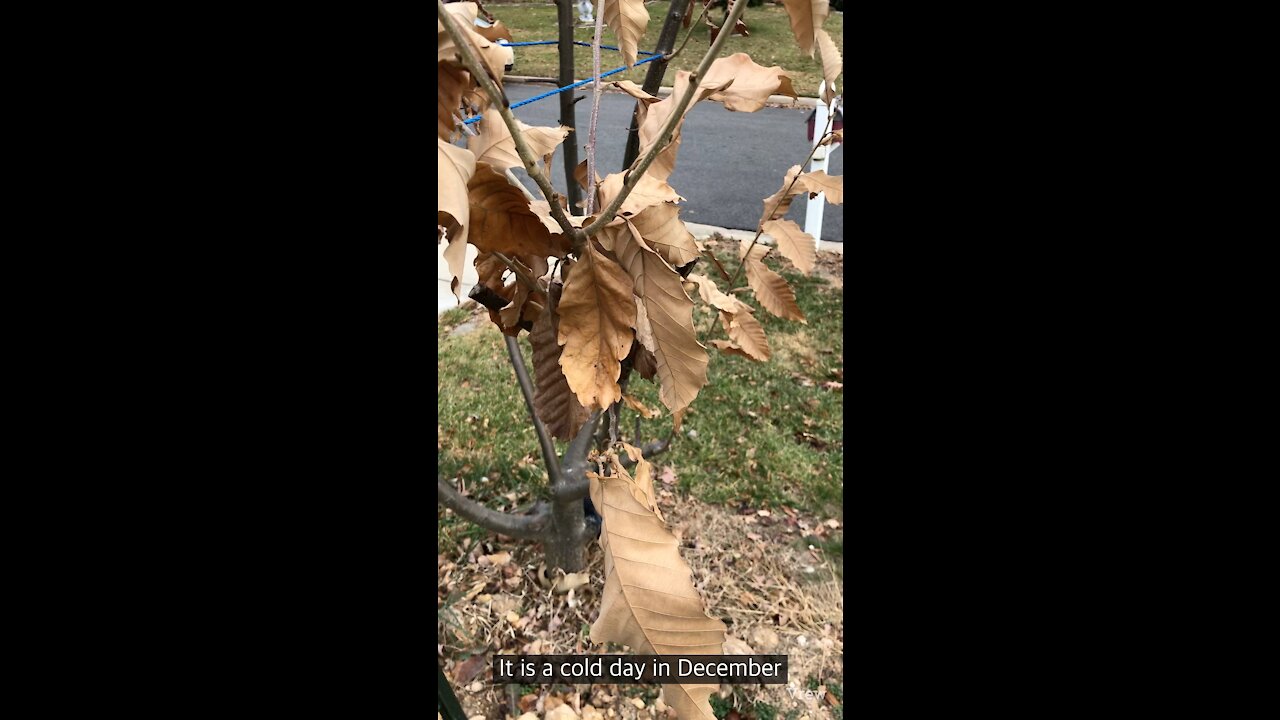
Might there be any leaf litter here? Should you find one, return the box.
[438,490,843,719]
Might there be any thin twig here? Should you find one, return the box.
[577,0,749,240]
[585,9,606,214]
[666,1,711,61]
[729,121,838,291]
[437,0,584,242]
[492,252,545,297]
[699,122,838,343]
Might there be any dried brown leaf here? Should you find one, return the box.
[633,345,658,380]
[636,70,730,181]
[611,223,709,416]
[438,3,509,85]
[630,293,657,355]
[553,572,591,594]
[815,28,842,104]
[760,218,816,274]
[686,274,739,314]
[709,339,754,360]
[629,202,698,267]
[703,53,798,112]
[602,0,650,68]
[611,80,659,102]
[438,63,470,141]
[472,20,512,43]
[597,172,684,218]
[719,309,770,361]
[557,243,636,410]
[439,139,477,292]
[797,170,844,205]
[532,284,591,440]
[452,653,487,684]
[744,257,806,322]
[589,448,724,720]
[468,163,572,259]
[759,164,805,227]
[622,394,662,419]
[468,115,570,173]
[780,0,830,58]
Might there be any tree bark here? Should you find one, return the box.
[557,0,583,215]
[621,0,692,169]
[438,476,549,540]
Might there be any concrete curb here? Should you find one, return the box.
[504,76,817,108]
[684,222,843,254]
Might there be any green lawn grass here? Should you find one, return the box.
[486,2,843,98]
[437,244,844,551]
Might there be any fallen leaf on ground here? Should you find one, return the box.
[553,572,590,594]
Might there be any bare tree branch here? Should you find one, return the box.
[503,335,563,487]
[493,252,545,298]
[437,0,585,241]
[438,476,549,539]
[585,9,606,214]
[578,0,749,239]
[556,409,603,501]
[619,436,674,468]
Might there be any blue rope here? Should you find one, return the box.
[498,40,657,56]
[461,52,664,125]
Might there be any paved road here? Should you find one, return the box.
[500,82,844,242]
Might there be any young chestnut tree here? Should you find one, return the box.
[439,2,841,716]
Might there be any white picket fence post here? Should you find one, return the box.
[804,82,838,248]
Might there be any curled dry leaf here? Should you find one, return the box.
[438,63,470,141]
[468,163,572,259]
[472,20,512,43]
[637,70,731,181]
[632,345,658,380]
[597,172,684,219]
[437,2,479,62]
[557,242,636,410]
[739,239,770,264]
[611,79,661,110]
[438,2,509,85]
[610,222,709,416]
[468,114,571,173]
[439,139,477,291]
[553,572,591,594]
[453,653,488,685]
[686,273,739,314]
[759,164,806,228]
[797,170,844,205]
[720,308,771,361]
[780,0,830,58]
[589,447,725,720]
[703,53,798,112]
[633,294,656,353]
[760,218,816,274]
[744,257,806,322]
[623,394,662,419]
[628,202,699,267]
